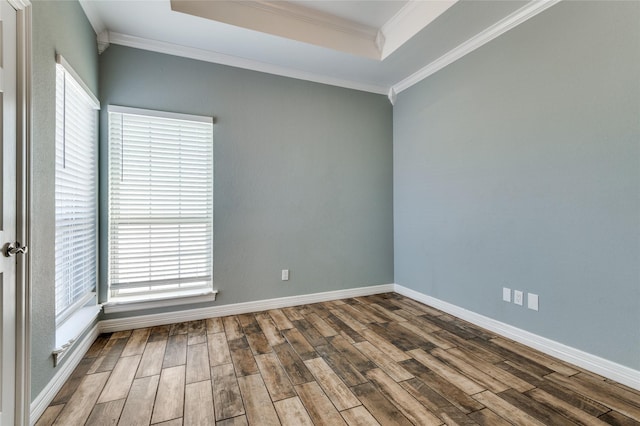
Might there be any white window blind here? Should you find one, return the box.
[55,56,99,324]
[108,106,214,302]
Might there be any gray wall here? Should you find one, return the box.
[31,1,99,400]
[98,46,394,318]
[394,1,640,369]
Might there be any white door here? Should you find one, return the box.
[0,1,17,425]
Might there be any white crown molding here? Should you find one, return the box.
[107,32,388,95]
[7,0,30,10]
[170,0,380,60]
[391,0,561,95]
[78,0,106,35]
[379,0,457,60]
[394,284,640,391]
[30,324,100,425]
[100,284,395,333]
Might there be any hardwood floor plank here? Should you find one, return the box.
[351,381,413,426]
[293,318,328,347]
[85,334,111,358]
[95,338,129,373]
[35,404,64,426]
[491,337,580,376]
[305,312,339,337]
[449,347,535,393]
[223,316,244,340]
[282,306,305,322]
[153,419,183,426]
[169,322,189,336]
[329,335,377,373]
[255,313,286,346]
[122,328,151,357]
[136,340,167,378]
[255,352,296,401]
[51,358,94,404]
[396,321,454,349]
[187,320,207,346]
[358,328,410,362]
[365,368,443,425]
[243,321,272,355]
[237,374,280,426]
[282,328,317,360]
[119,375,160,425]
[315,344,368,386]
[598,410,640,426]
[325,313,365,343]
[211,363,245,421]
[186,343,211,384]
[431,347,509,393]
[304,357,360,411]
[268,309,294,330]
[331,308,367,331]
[497,388,578,425]
[472,390,547,426]
[184,380,215,426]
[526,388,610,426]
[148,325,170,342]
[228,337,259,376]
[53,371,110,425]
[400,377,476,425]
[98,355,142,403]
[467,408,513,426]
[409,349,485,395]
[208,332,232,366]
[546,373,640,420]
[86,399,125,426]
[400,359,484,414]
[163,334,188,368]
[215,416,247,426]
[354,342,413,382]
[341,406,382,426]
[273,396,314,426]
[272,342,315,385]
[206,317,224,334]
[294,381,347,426]
[366,303,407,323]
[151,365,186,424]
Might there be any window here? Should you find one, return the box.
[55,55,99,325]
[108,106,214,304]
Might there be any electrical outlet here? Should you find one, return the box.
[514,290,524,306]
[281,269,289,281]
[502,287,511,302]
[528,293,539,311]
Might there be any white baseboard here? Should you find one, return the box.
[100,283,395,333]
[30,324,100,425]
[394,284,640,391]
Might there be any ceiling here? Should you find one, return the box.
[79,0,559,100]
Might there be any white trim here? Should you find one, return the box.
[170,0,379,60]
[107,105,213,124]
[7,0,30,10]
[106,32,389,95]
[391,0,561,95]
[53,304,101,367]
[55,54,100,108]
[394,284,640,391]
[30,324,100,425]
[101,284,394,333]
[378,0,457,60]
[103,290,219,314]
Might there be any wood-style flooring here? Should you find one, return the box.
[36,293,640,425]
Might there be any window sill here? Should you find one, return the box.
[103,289,219,314]
[54,304,102,366]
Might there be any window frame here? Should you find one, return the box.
[54,54,100,327]
[106,105,215,311]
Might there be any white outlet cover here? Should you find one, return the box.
[528,293,539,311]
[514,290,524,306]
[502,287,511,302]
[281,269,289,281]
